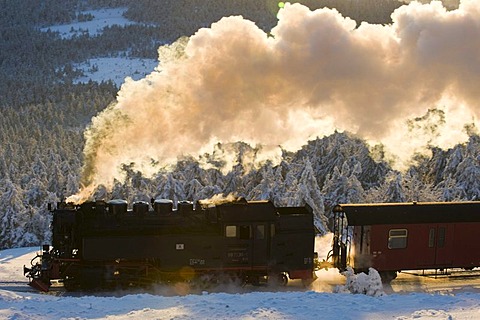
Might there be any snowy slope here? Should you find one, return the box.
[40,8,137,39]
[41,8,158,87]
[73,57,158,87]
[2,247,480,319]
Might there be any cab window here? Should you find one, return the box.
[239,225,251,239]
[255,225,265,240]
[225,225,237,238]
[226,225,251,239]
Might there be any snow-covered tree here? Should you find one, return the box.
[295,158,327,234]
[0,180,29,249]
[402,168,442,202]
[185,178,204,202]
[436,175,466,202]
[321,157,366,229]
[247,163,275,201]
[365,172,405,203]
[154,173,186,204]
[455,156,480,200]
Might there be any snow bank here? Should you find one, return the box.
[3,285,480,320]
[335,267,385,297]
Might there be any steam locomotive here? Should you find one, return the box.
[24,198,318,292]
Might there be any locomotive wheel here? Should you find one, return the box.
[277,273,288,286]
[250,276,261,286]
[63,278,80,291]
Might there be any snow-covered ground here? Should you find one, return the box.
[73,57,158,87]
[41,8,158,87]
[40,8,137,39]
[2,246,480,319]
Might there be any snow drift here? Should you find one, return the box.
[336,267,385,297]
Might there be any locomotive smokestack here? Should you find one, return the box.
[74,1,479,198]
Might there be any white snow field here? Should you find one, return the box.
[2,245,480,320]
[41,8,158,87]
[40,8,138,39]
[72,57,158,87]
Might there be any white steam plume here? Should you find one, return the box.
[73,1,480,202]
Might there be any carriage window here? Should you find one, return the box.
[226,225,237,238]
[388,229,408,249]
[255,225,265,240]
[239,225,251,239]
[437,227,446,248]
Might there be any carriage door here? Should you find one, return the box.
[431,224,454,267]
[252,224,269,268]
[416,224,454,268]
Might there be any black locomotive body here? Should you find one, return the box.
[25,198,317,291]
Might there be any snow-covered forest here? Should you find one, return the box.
[1,0,478,250]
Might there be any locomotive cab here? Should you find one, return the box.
[215,200,316,285]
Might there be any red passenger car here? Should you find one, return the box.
[331,202,480,282]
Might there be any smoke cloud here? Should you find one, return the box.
[75,1,480,200]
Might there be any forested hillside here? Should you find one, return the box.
[0,0,477,249]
